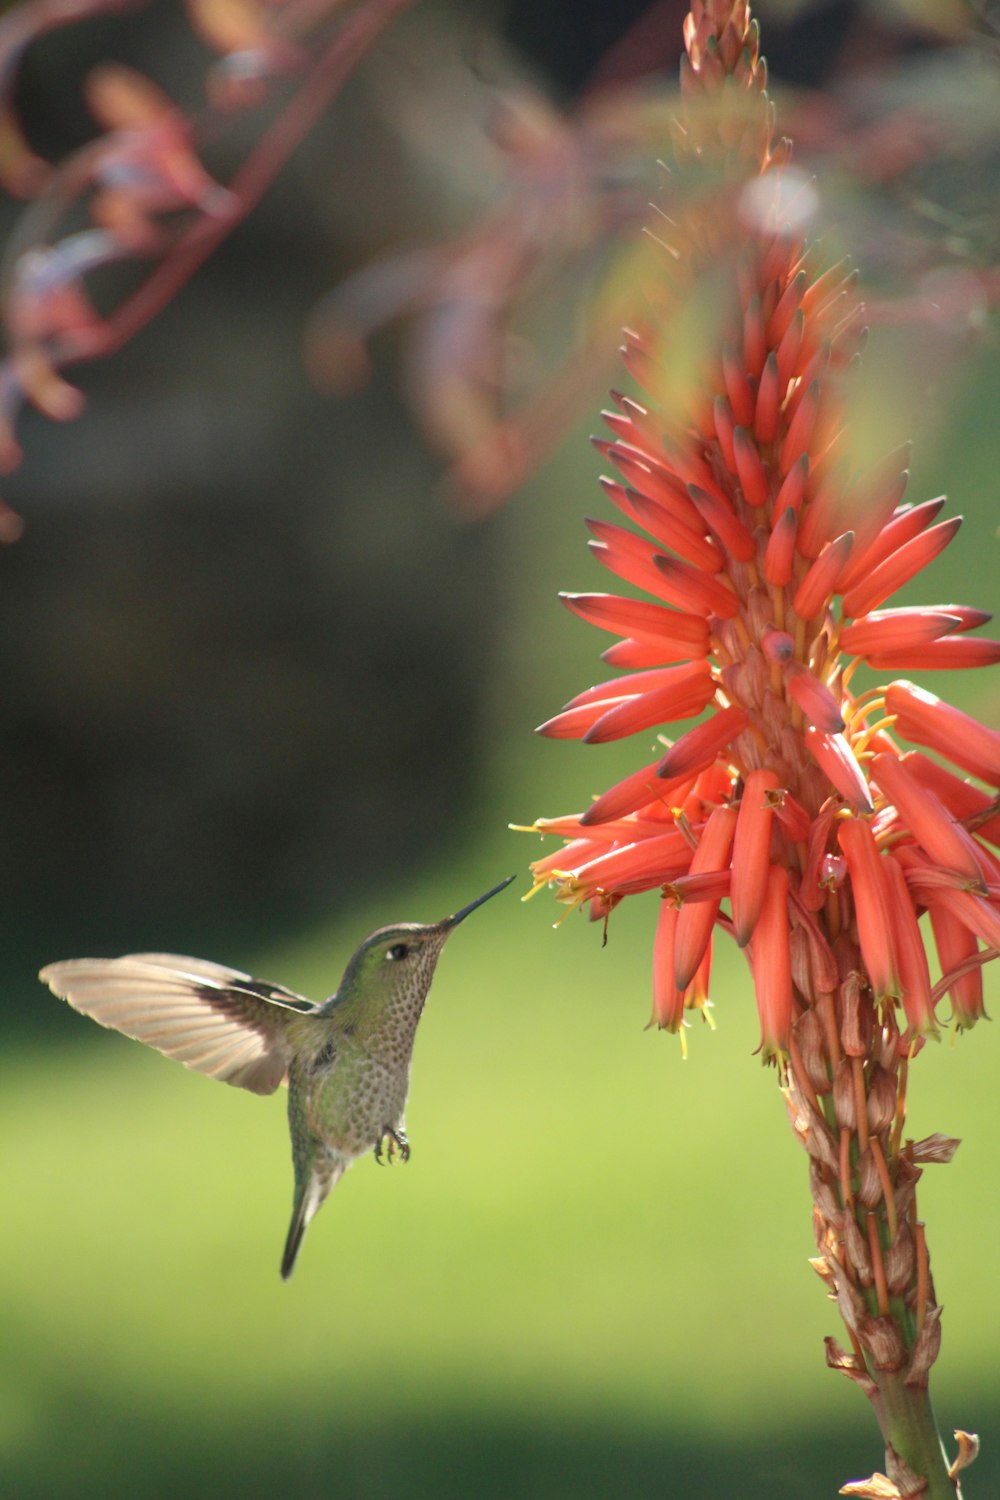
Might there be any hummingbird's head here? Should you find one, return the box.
[331,876,515,1017]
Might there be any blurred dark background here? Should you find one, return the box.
[1,0,974,971]
[3,3,999,1498]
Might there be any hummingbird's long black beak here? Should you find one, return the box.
[441,874,516,930]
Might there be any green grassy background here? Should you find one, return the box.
[6,847,1000,1498]
[5,236,1000,1500]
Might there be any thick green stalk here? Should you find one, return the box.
[867,1372,958,1499]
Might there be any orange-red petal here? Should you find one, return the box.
[786,665,845,732]
[560,593,710,657]
[657,704,749,780]
[886,680,1000,785]
[583,673,718,744]
[791,530,853,620]
[840,517,962,619]
[600,637,676,668]
[653,553,740,618]
[839,609,961,658]
[749,352,779,441]
[731,767,780,944]
[804,727,874,813]
[835,496,946,595]
[652,899,684,1032]
[927,901,985,1031]
[686,484,756,560]
[764,505,797,587]
[871,751,984,884]
[837,817,901,1004]
[864,636,1000,671]
[779,378,820,473]
[883,852,937,1036]
[751,862,793,1059]
[733,423,770,508]
[579,762,693,826]
[674,803,737,989]
[569,830,692,896]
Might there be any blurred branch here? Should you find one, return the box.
[0,0,416,535]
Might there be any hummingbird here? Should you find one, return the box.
[39,875,514,1279]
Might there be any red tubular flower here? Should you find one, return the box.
[656,704,748,780]
[840,518,963,618]
[791,531,854,621]
[803,728,873,814]
[864,635,1000,671]
[652,899,684,1032]
[784,665,845,734]
[927,900,986,1032]
[837,818,901,1006]
[752,863,793,1059]
[886,680,1000,784]
[652,553,740,618]
[730,768,780,945]
[839,609,963,658]
[674,803,737,989]
[834,495,944,594]
[902,751,1000,843]
[560,592,710,658]
[882,853,937,1037]
[580,678,718,744]
[763,505,797,586]
[871,752,984,885]
[537,664,718,746]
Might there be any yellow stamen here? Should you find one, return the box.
[551,887,592,925]
[851,713,896,758]
[841,657,860,695]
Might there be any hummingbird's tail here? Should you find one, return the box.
[281,1159,346,1280]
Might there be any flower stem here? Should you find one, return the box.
[867,1372,960,1498]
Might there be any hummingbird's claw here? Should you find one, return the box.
[374,1127,410,1165]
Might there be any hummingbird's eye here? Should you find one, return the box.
[386,943,410,962]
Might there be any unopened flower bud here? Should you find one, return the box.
[861,1315,906,1372]
[866,1066,897,1135]
[856,1149,883,1208]
[840,1213,872,1283]
[906,1307,943,1386]
[840,974,873,1057]
[794,1007,832,1094]
[789,924,812,1000]
[809,1160,840,1225]
[832,1060,856,1129]
[884,1223,915,1296]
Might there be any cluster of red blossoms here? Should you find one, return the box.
[525,4,1000,1066]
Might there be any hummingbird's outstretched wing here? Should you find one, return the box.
[39,953,318,1096]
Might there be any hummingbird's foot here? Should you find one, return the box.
[374,1128,410,1165]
